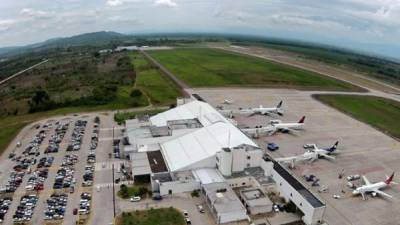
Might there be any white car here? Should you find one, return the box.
[333,194,341,199]
[183,210,189,218]
[25,185,34,191]
[130,196,141,202]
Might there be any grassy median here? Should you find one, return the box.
[116,208,185,225]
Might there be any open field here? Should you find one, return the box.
[191,88,400,225]
[314,95,400,140]
[211,44,400,95]
[149,48,364,92]
[130,52,182,105]
[257,42,400,86]
[115,208,186,225]
[0,51,145,116]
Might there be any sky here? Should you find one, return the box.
[0,0,400,59]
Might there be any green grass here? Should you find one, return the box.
[114,108,166,124]
[116,208,185,225]
[148,48,365,91]
[258,43,400,86]
[314,95,400,139]
[130,52,181,104]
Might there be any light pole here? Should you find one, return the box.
[112,164,116,218]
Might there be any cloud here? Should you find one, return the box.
[20,8,52,19]
[106,0,124,6]
[154,0,177,8]
[0,19,15,32]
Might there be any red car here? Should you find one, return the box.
[73,208,78,215]
[34,184,44,191]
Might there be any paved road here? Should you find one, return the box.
[0,59,49,86]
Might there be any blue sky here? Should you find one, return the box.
[1,0,400,59]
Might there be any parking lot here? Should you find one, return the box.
[189,88,400,225]
[0,111,131,225]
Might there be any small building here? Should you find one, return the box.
[239,188,273,215]
[202,182,248,224]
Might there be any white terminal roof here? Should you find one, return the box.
[150,100,257,172]
[150,100,225,127]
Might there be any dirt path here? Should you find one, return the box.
[0,59,49,86]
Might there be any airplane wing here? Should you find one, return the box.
[362,176,371,185]
[374,189,393,199]
[248,112,257,117]
[318,152,336,160]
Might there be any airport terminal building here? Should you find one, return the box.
[123,97,326,225]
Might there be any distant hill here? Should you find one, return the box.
[36,31,126,47]
[0,31,130,57]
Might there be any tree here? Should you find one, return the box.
[32,90,50,105]
[130,89,142,98]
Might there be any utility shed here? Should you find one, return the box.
[202,182,247,224]
[239,188,273,215]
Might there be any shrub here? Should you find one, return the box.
[130,89,143,97]
[191,189,200,198]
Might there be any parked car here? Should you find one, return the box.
[130,196,141,202]
[267,142,279,151]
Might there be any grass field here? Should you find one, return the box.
[130,52,181,105]
[253,42,400,86]
[149,48,364,91]
[314,95,400,139]
[116,208,185,225]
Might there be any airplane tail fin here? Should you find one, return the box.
[329,141,339,152]
[276,100,283,108]
[385,172,395,185]
[298,116,306,124]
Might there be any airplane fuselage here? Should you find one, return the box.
[354,182,387,195]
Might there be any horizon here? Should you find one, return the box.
[1,1,400,59]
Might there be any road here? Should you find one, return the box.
[0,59,49,86]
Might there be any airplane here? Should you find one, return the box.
[275,150,335,168]
[241,116,306,137]
[223,99,234,104]
[268,116,305,135]
[352,173,396,200]
[306,141,339,155]
[238,101,284,116]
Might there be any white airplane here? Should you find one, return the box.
[223,99,234,104]
[268,116,305,135]
[306,141,339,155]
[238,101,283,116]
[353,173,396,200]
[275,150,335,168]
[241,126,274,137]
[241,116,306,137]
